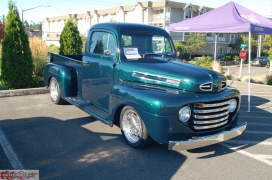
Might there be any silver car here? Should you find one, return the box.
[251,56,270,67]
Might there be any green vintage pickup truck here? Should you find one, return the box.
[44,22,247,151]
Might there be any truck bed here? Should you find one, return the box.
[49,52,83,64]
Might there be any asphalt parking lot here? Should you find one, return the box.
[0,83,272,180]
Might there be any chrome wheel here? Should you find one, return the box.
[50,78,59,102]
[122,109,142,143]
[49,77,66,104]
[120,106,153,148]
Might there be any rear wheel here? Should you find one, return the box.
[49,77,66,104]
[120,106,153,148]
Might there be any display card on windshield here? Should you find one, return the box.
[123,48,141,59]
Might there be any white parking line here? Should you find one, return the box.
[255,155,272,159]
[226,140,272,146]
[220,143,272,167]
[239,116,272,119]
[246,130,272,135]
[248,123,272,127]
[0,127,24,169]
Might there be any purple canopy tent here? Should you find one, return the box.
[168,1,272,112]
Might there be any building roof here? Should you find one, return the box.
[43,1,214,21]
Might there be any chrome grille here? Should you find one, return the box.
[199,82,212,91]
[193,99,231,131]
[221,81,227,90]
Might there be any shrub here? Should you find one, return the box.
[212,60,223,73]
[49,44,59,54]
[266,61,270,68]
[173,41,185,59]
[59,17,82,55]
[1,0,34,89]
[264,74,272,85]
[226,73,241,81]
[233,55,240,63]
[220,53,239,61]
[33,76,44,87]
[182,52,190,60]
[195,56,213,69]
[29,37,48,77]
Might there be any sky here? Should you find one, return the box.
[0,0,271,24]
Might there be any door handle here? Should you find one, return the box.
[82,61,89,65]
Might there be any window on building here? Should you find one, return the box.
[207,33,212,37]
[217,46,223,55]
[199,8,207,15]
[227,47,232,53]
[219,33,224,38]
[185,6,192,20]
[89,32,117,56]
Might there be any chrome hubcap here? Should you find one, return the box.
[122,109,142,143]
[50,79,58,102]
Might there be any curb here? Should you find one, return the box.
[227,80,272,91]
[0,87,49,97]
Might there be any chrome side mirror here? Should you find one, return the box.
[104,50,111,56]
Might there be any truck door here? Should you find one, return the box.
[81,31,117,109]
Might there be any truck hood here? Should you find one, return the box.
[117,57,227,92]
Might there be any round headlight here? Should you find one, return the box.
[229,99,237,112]
[179,106,191,122]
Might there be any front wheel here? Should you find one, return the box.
[120,106,153,148]
[49,77,66,105]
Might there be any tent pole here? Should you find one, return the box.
[214,33,218,61]
[247,32,251,112]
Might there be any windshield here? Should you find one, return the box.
[121,33,175,59]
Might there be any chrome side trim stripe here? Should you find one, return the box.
[132,71,180,86]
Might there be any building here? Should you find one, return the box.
[42,0,238,58]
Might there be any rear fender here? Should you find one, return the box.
[44,63,78,98]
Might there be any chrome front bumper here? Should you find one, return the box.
[168,123,247,151]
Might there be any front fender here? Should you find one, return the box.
[44,63,78,98]
[108,83,241,143]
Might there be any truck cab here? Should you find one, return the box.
[44,23,247,151]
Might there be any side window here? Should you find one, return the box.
[89,32,117,55]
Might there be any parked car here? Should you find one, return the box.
[44,23,247,151]
[251,56,270,67]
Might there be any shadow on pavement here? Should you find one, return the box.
[0,116,186,180]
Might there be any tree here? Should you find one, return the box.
[59,17,82,55]
[229,35,258,56]
[173,41,185,59]
[263,35,272,73]
[1,15,6,24]
[262,35,272,56]
[185,33,208,58]
[229,35,244,53]
[1,0,33,89]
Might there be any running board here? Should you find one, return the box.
[65,97,109,125]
